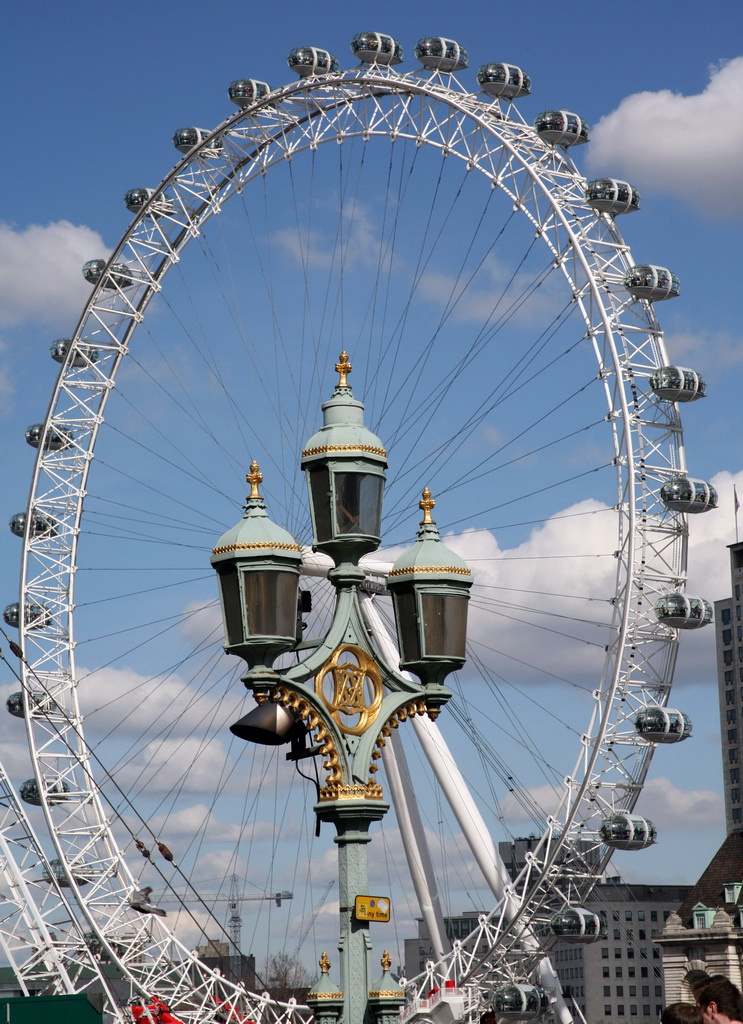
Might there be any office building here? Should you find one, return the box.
[714,541,743,833]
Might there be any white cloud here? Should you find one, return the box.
[634,775,723,830]
[0,221,108,328]
[587,57,743,217]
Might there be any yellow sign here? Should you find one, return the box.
[355,895,391,922]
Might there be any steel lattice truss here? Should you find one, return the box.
[2,60,693,1022]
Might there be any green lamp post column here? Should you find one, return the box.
[213,354,472,1024]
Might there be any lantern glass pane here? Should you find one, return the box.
[217,566,244,645]
[307,465,333,542]
[334,473,383,536]
[421,593,468,658]
[393,589,421,663]
[243,569,297,638]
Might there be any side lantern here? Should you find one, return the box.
[211,462,301,679]
[388,488,472,690]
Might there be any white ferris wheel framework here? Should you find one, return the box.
[0,45,703,1024]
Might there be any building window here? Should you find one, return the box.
[605,1008,613,1016]
[614,928,621,940]
[627,948,635,959]
[724,628,733,644]
[735,585,740,600]
[655,987,663,997]
[625,911,633,921]
[639,930,646,940]
[728,689,736,702]
[738,625,743,641]
[725,650,734,665]
[732,788,740,803]
[642,986,649,997]
[627,929,634,941]
[616,968,623,978]
[650,912,657,922]
[730,748,739,763]
[629,967,636,978]
[733,808,742,823]
[723,608,732,623]
[729,710,738,723]
[602,948,609,959]
[643,1007,651,1016]
[615,948,623,958]
[652,948,660,959]
[630,986,637,996]
[729,729,738,744]
[638,911,645,921]
[642,968,649,978]
[726,671,735,683]
[617,986,624,997]
[618,1006,625,1017]
[631,1005,638,1016]
[604,986,611,997]
[731,767,740,783]
[603,967,610,978]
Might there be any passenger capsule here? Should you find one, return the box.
[654,593,713,629]
[3,602,50,630]
[43,858,90,887]
[660,476,718,514]
[414,38,468,72]
[492,985,550,1021]
[350,32,403,66]
[476,63,531,99]
[49,338,100,367]
[600,814,657,850]
[534,111,590,147]
[287,47,340,77]
[9,511,57,539]
[624,265,679,301]
[547,907,605,943]
[585,179,640,215]
[227,79,271,107]
[634,707,692,743]
[649,366,706,403]
[25,424,72,451]
[6,691,48,718]
[82,259,134,290]
[172,127,224,155]
[20,777,70,806]
[124,187,156,213]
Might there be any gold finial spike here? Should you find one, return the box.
[319,952,331,974]
[335,350,352,388]
[419,487,436,525]
[246,460,263,500]
[381,951,392,972]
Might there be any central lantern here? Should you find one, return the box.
[301,351,388,567]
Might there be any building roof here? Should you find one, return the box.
[676,831,743,924]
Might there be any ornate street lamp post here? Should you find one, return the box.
[212,353,472,1024]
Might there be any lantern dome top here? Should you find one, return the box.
[301,351,387,465]
[211,461,301,564]
[389,489,472,582]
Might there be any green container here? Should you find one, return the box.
[0,992,102,1022]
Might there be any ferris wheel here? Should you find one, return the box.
[3,30,716,1024]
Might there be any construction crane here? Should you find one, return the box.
[291,880,335,960]
[155,878,293,979]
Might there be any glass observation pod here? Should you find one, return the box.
[49,338,100,366]
[228,79,272,106]
[6,691,46,718]
[660,476,718,514]
[624,265,680,301]
[649,366,707,402]
[547,907,605,943]
[654,593,713,629]
[82,259,135,290]
[600,814,657,850]
[3,602,49,630]
[25,423,73,451]
[9,511,57,539]
[287,47,339,77]
[493,985,550,1021]
[172,127,224,155]
[20,777,71,806]
[414,37,468,72]
[350,32,403,65]
[476,63,531,99]
[534,110,590,147]
[635,707,692,743]
[43,858,91,888]
[124,188,176,218]
[585,178,640,215]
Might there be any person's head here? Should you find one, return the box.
[697,977,743,1024]
[662,1003,702,1024]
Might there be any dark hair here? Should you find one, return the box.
[697,978,743,1021]
[661,1003,702,1024]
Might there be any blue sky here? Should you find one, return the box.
[1,0,742,973]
